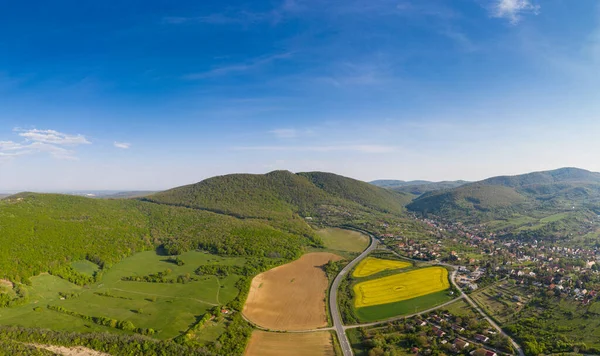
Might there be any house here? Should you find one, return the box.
[470,349,497,356]
[474,334,489,343]
[451,324,465,333]
[454,339,469,350]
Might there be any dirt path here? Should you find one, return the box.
[30,344,111,356]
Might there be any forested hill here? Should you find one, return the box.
[1,170,411,282]
[0,193,313,282]
[407,167,600,238]
[145,170,411,218]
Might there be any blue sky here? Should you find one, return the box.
[1,0,599,190]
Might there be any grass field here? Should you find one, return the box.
[354,267,449,308]
[444,299,478,318]
[354,290,454,322]
[243,252,342,331]
[316,228,369,253]
[470,282,529,324]
[0,250,245,342]
[352,257,411,278]
[71,260,100,277]
[244,330,335,356]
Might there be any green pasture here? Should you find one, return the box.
[354,290,454,322]
[0,250,245,342]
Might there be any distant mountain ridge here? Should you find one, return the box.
[370,179,468,196]
[407,167,600,238]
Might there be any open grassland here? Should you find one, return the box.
[354,267,449,308]
[243,252,342,330]
[244,330,335,356]
[71,260,100,277]
[352,257,411,278]
[316,228,369,253]
[444,298,479,318]
[0,251,245,342]
[354,290,454,322]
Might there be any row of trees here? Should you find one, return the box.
[47,305,155,336]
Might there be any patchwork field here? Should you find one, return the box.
[470,282,529,324]
[352,257,411,278]
[316,228,369,253]
[354,266,449,308]
[243,252,342,330]
[244,330,335,356]
[0,251,245,341]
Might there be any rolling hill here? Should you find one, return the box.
[1,170,409,283]
[407,167,600,237]
[146,170,411,218]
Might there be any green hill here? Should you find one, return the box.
[0,193,311,283]
[1,170,409,283]
[146,170,410,218]
[407,167,600,238]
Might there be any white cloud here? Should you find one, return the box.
[0,128,90,160]
[233,144,396,153]
[114,142,131,149]
[183,52,293,79]
[492,0,540,24]
[15,128,91,145]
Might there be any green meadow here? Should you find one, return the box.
[0,250,245,342]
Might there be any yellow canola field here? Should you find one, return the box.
[352,257,411,278]
[354,266,449,308]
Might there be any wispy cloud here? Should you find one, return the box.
[491,0,540,24]
[269,129,298,138]
[114,142,131,149]
[233,144,396,153]
[183,52,293,80]
[0,128,90,160]
[163,0,303,27]
[16,128,90,145]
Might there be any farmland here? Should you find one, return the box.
[470,282,529,324]
[354,266,449,308]
[316,228,369,254]
[244,330,335,356]
[243,252,342,330]
[0,250,245,341]
[354,290,454,322]
[352,257,411,278]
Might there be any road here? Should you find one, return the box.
[329,230,378,356]
[448,271,525,356]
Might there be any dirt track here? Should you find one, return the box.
[244,330,335,356]
[242,252,342,330]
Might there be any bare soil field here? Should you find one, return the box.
[243,252,342,330]
[244,330,335,356]
[31,344,111,356]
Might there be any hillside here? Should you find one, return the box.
[407,167,600,238]
[146,170,410,218]
[0,193,312,282]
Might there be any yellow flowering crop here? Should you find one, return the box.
[354,266,449,308]
[352,257,411,278]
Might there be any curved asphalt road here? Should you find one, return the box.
[329,231,378,356]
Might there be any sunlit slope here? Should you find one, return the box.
[147,170,410,219]
[0,193,308,281]
[407,168,600,235]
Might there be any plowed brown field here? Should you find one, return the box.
[244,331,335,356]
[243,252,342,330]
